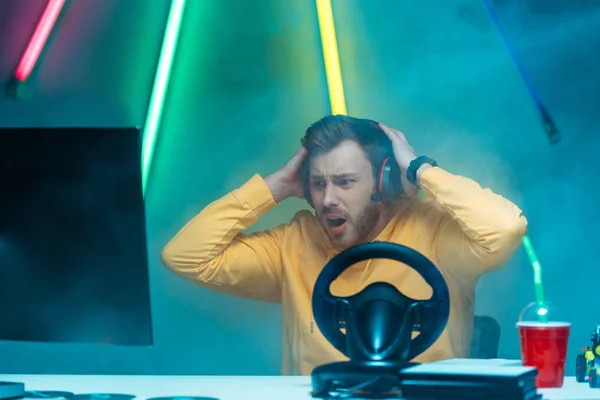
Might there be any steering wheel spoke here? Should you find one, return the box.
[334,299,349,327]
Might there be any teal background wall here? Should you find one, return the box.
[0,0,598,375]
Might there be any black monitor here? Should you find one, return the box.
[0,127,153,346]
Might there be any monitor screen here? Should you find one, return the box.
[0,127,153,346]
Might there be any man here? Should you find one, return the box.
[161,115,527,375]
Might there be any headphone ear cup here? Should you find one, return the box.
[378,157,404,202]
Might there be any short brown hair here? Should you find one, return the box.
[300,114,394,179]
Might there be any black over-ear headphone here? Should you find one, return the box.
[301,118,404,208]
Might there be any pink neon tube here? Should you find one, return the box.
[15,0,66,81]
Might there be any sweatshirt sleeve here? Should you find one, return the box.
[418,167,528,278]
[160,174,287,303]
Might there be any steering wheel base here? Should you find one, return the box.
[310,242,450,399]
[311,360,417,399]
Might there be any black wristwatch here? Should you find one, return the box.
[406,156,438,186]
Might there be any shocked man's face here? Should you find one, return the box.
[309,140,384,250]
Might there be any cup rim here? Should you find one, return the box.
[516,321,571,327]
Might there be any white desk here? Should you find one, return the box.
[0,374,598,400]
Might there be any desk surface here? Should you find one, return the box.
[1,374,599,400]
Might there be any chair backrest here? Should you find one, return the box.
[469,315,501,359]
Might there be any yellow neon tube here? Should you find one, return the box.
[315,0,347,115]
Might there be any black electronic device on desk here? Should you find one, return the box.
[310,241,450,399]
[399,362,542,400]
[310,241,543,400]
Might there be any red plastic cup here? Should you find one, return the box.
[517,310,570,389]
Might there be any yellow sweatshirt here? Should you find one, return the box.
[161,166,527,375]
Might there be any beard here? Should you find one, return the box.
[318,202,382,250]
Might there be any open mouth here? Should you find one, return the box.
[327,218,346,227]
[325,216,347,234]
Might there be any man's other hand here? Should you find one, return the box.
[379,123,421,197]
[265,147,308,203]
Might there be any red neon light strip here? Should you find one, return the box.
[15,0,66,81]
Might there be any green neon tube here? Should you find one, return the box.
[522,235,548,323]
[141,0,187,196]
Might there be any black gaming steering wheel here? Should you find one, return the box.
[312,241,450,363]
